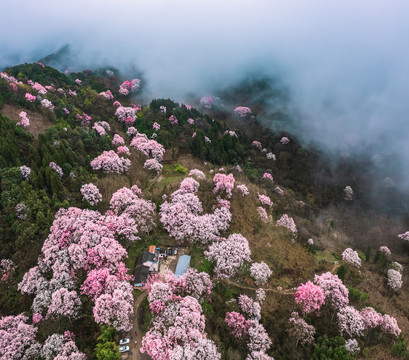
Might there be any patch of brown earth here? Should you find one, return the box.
[0,104,54,138]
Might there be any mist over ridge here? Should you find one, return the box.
[2,0,409,188]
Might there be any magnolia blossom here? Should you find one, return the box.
[398,231,409,241]
[17,111,30,128]
[274,186,284,196]
[314,272,349,309]
[189,169,205,180]
[276,214,297,234]
[225,312,252,338]
[294,281,325,314]
[237,184,249,196]
[257,207,270,223]
[20,165,31,180]
[258,193,273,207]
[213,173,235,198]
[252,141,262,150]
[25,93,36,102]
[80,183,102,206]
[337,306,365,337]
[345,339,360,354]
[250,262,272,285]
[280,137,290,144]
[130,133,165,161]
[205,234,251,279]
[379,246,391,255]
[262,173,274,183]
[90,151,131,174]
[112,134,125,146]
[200,96,213,109]
[344,186,353,200]
[117,145,131,156]
[288,312,315,346]
[41,99,54,110]
[342,248,361,267]
[49,162,63,178]
[99,90,114,100]
[234,106,252,117]
[387,269,402,291]
[169,115,178,125]
[144,159,163,174]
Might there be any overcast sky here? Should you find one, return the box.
[2,0,409,186]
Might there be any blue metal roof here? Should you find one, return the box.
[174,255,191,277]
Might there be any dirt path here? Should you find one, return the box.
[224,279,296,295]
[126,291,148,360]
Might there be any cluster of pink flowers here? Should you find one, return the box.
[342,248,361,267]
[112,134,125,146]
[17,111,30,128]
[0,259,15,282]
[252,140,262,150]
[130,133,165,161]
[18,197,139,331]
[115,106,137,125]
[224,130,238,137]
[119,79,141,95]
[236,184,249,196]
[90,150,131,174]
[225,312,252,338]
[80,183,102,206]
[205,136,212,143]
[32,82,47,95]
[294,281,325,314]
[68,89,77,97]
[92,122,107,136]
[109,186,156,233]
[314,272,349,309]
[337,306,366,337]
[205,234,251,279]
[266,152,276,160]
[189,169,205,180]
[117,145,131,156]
[258,193,273,207]
[41,99,54,110]
[180,177,200,193]
[160,105,166,113]
[234,106,252,118]
[387,269,402,291]
[213,173,235,198]
[274,186,284,196]
[398,231,409,241]
[187,118,195,125]
[280,137,290,144]
[169,115,178,125]
[225,294,273,359]
[9,83,18,91]
[49,162,63,178]
[75,78,82,85]
[379,246,391,255]
[344,186,354,200]
[144,159,163,174]
[262,173,274,183]
[1,72,18,84]
[288,312,315,346]
[25,92,36,102]
[250,262,272,285]
[76,113,92,126]
[153,122,160,131]
[200,96,214,109]
[63,107,70,115]
[276,214,297,234]
[257,207,270,223]
[99,89,114,100]
[141,270,220,360]
[160,184,231,244]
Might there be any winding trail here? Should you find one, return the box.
[223,279,296,295]
[127,291,148,360]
